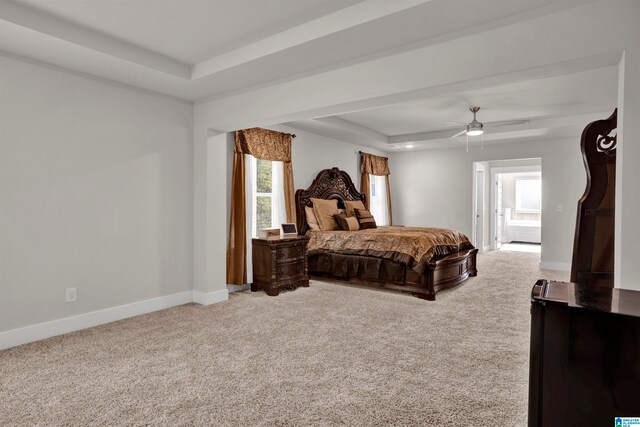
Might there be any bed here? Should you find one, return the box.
[295,167,478,300]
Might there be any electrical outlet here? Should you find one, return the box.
[66,287,77,303]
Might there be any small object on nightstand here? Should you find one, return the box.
[281,223,298,238]
[259,228,280,239]
[251,235,310,296]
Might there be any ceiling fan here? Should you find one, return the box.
[447,107,530,138]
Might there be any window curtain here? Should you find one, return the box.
[227,128,295,285]
[360,152,392,225]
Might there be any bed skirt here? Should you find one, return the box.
[308,249,477,300]
[309,252,422,285]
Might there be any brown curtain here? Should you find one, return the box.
[226,128,296,285]
[361,173,371,210]
[360,152,393,225]
[227,149,247,285]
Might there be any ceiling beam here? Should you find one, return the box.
[0,0,191,79]
[191,0,432,80]
[388,111,609,145]
[389,130,578,152]
[207,50,620,133]
[198,0,624,132]
[313,116,388,143]
[283,118,388,150]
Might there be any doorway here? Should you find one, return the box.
[488,159,542,255]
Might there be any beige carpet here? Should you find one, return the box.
[0,251,568,426]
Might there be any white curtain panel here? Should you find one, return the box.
[272,160,287,228]
[245,154,256,284]
[245,155,287,283]
[370,174,389,226]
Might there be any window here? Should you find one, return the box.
[369,174,389,225]
[247,156,285,238]
[515,178,541,213]
[255,158,273,232]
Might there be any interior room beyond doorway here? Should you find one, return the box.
[473,158,542,256]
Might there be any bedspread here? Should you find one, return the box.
[307,226,474,274]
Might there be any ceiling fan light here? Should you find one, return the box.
[466,129,483,136]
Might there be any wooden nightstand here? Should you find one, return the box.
[251,236,310,296]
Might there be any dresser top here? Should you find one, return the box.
[532,280,640,318]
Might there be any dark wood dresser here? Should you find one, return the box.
[528,280,640,426]
[251,236,310,296]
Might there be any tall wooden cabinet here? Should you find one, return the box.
[571,109,617,287]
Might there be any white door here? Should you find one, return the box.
[475,170,484,249]
[496,174,503,249]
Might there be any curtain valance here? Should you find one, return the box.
[360,152,390,176]
[235,128,293,162]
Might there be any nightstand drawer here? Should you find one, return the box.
[277,260,305,279]
[276,244,305,262]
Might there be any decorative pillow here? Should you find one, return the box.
[311,198,340,231]
[355,208,377,230]
[305,206,320,231]
[333,213,360,231]
[345,200,366,217]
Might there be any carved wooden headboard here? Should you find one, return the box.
[571,109,617,287]
[295,167,366,235]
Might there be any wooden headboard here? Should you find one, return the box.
[295,167,366,235]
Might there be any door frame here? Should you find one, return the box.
[471,163,487,251]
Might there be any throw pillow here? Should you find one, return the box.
[344,200,366,217]
[311,198,340,231]
[333,213,361,231]
[355,208,377,230]
[305,206,320,231]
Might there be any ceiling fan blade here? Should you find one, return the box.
[450,129,467,138]
[444,121,467,126]
[488,119,530,127]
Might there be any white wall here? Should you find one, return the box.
[0,56,193,332]
[390,139,584,269]
[275,125,385,191]
[615,1,640,291]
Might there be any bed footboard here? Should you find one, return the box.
[418,248,478,300]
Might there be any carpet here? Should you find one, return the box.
[0,251,568,426]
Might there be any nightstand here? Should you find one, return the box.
[251,236,310,296]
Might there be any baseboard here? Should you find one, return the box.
[0,289,229,350]
[227,284,250,293]
[482,245,491,253]
[539,261,571,272]
[192,289,229,305]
